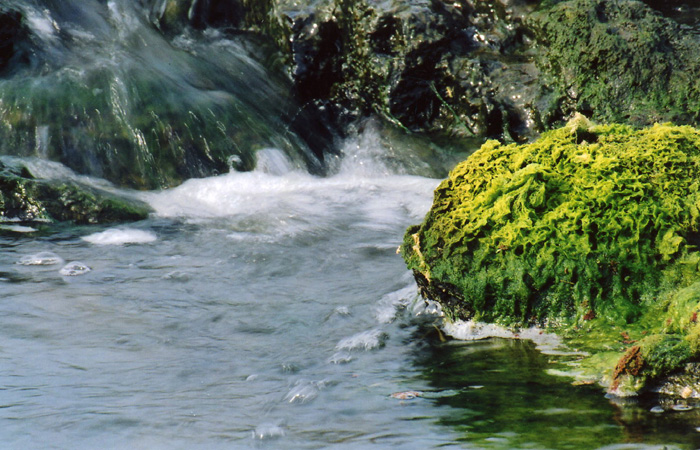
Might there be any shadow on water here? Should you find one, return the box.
[412,335,700,449]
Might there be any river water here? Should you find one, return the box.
[2,1,700,449]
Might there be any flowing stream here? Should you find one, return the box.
[2,1,700,449]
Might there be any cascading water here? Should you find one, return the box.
[2,1,700,449]
[0,0,332,189]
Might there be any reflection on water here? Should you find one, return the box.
[415,337,700,449]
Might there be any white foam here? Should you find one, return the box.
[443,320,576,356]
[142,122,440,232]
[373,285,418,324]
[82,228,157,245]
[143,157,438,237]
[1,224,38,233]
[17,251,63,266]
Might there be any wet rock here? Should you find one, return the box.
[0,160,151,224]
[532,0,700,129]
[178,0,700,143]
[401,117,700,395]
[0,7,30,75]
[655,364,700,399]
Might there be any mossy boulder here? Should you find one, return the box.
[402,116,700,395]
[532,0,700,128]
[0,159,151,224]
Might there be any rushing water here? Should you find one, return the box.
[3,132,700,449]
[3,1,700,449]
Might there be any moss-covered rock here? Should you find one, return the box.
[402,117,700,395]
[0,159,151,224]
[0,1,333,189]
[532,0,700,128]
[162,0,700,144]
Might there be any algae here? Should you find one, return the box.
[0,159,151,224]
[532,0,700,128]
[402,116,700,394]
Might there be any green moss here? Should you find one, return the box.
[403,117,700,394]
[0,160,151,224]
[532,0,700,127]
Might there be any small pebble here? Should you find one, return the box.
[391,391,422,400]
[649,406,664,414]
[681,386,694,399]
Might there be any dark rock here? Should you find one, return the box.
[0,160,152,224]
[0,7,30,75]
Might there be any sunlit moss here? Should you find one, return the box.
[403,116,700,394]
[0,160,151,224]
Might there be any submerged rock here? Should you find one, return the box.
[0,159,151,224]
[401,116,700,395]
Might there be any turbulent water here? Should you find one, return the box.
[2,131,700,449]
[3,1,700,449]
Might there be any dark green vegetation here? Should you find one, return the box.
[157,0,700,142]
[402,117,700,394]
[534,0,700,128]
[0,159,151,224]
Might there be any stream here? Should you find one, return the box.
[2,0,700,448]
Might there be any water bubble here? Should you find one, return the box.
[334,306,351,316]
[60,262,91,276]
[17,251,63,266]
[671,404,693,412]
[252,423,285,440]
[328,351,353,364]
[336,329,387,351]
[284,380,320,404]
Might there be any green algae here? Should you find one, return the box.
[532,0,700,128]
[0,159,151,224]
[402,116,700,394]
